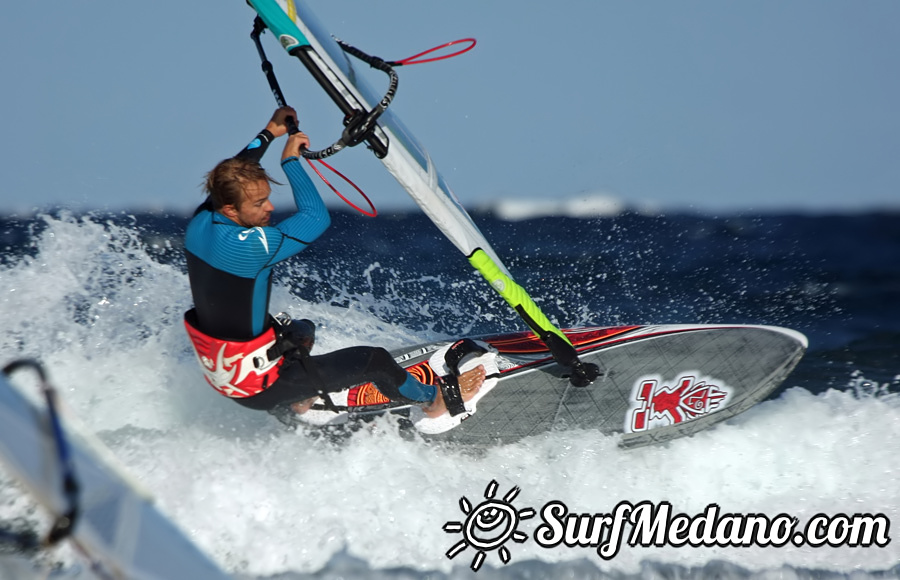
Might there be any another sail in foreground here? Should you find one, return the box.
[0,363,231,580]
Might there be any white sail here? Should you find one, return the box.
[0,371,231,580]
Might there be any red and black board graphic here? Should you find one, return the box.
[344,325,805,448]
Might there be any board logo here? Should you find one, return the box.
[627,374,731,433]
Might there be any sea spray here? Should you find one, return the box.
[0,212,897,578]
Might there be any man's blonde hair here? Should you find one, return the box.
[203,158,282,211]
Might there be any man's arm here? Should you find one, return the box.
[234,106,298,163]
[281,131,329,235]
[256,131,330,266]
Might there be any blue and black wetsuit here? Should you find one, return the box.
[185,130,327,340]
[184,130,436,411]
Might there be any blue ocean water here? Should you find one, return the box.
[0,207,898,579]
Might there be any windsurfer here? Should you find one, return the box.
[182,106,484,419]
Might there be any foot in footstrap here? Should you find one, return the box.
[444,338,487,377]
[436,374,466,417]
[410,339,498,434]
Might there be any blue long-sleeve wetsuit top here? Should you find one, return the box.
[185,132,330,341]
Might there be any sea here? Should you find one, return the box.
[0,203,898,579]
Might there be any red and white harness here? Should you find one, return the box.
[184,313,283,398]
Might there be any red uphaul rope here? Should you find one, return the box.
[306,158,377,217]
[302,37,477,215]
[392,38,477,66]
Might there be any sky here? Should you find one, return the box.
[1,0,898,216]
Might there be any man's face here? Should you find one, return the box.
[228,179,274,228]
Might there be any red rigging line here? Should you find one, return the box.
[391,38,477,66]
[306,158,377,217]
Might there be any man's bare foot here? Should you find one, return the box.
[423,364,486,419]
[290,397,318,415]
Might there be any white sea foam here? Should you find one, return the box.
[1,215,898,578]
[485,193,627,221]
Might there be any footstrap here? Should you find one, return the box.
[437,375,466,417]
[443,338,488,377]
